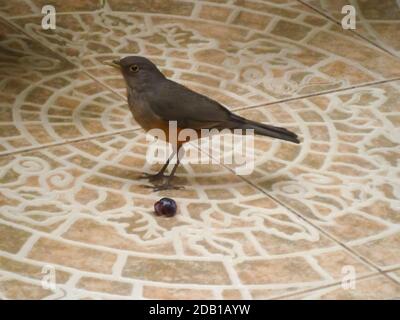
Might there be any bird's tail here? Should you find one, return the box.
[227,114,300,144]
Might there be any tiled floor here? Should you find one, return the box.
[0,0,399,300]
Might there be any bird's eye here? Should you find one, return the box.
[129,64,139,73]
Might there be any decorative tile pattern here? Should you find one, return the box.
[0,133,375,299]
[0,0,102,16]
[0,20,130,155]
[1,0,400,299]
[284,275,400,300]
[303,0,400,57]
[232,81,400,271]
[7,0,400,108]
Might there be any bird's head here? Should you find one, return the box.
[105,56,165,90]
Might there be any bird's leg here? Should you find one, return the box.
[140,148,176,182]
[153,145,185,191]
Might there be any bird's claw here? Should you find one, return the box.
[154,184,184,192]
[145,183,184,192]
[140,172,184,191]
[139,172,168,182]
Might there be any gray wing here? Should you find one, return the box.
[145,79,233,129]
[144,79,300,144]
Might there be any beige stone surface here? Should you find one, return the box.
[284,275,400,300]
[304,0,400,57]
[0,0,399,299]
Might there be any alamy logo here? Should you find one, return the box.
[41,5,56,30]
[341,265,356,290]
[41,264,57,291]
[341,5,356,30]
[146,121,256,175]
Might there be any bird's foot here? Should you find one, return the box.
[139,172,168,183]
[154,183,184,192]
[145,182,184,192]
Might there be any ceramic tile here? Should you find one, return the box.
[303,0,400,57]
[142,286,215,299]
[0,277,56,299]
[76,276,133,296]
[283,275,400,300]
[0,0,102,16]
[0,19,131,156]
[0,131,374,299]
[8,0,400,111]
[0,224,31,254]
[28,237,118,274]
[230,81,400,270]
[0,255,70,283]
[2,0,400,300]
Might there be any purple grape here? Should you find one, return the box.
[154,198,177,217]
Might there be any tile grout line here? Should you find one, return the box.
[384,273,400,286]
[81,69,127,101]
[297,0,399,58]
[383,266,400,274]
[0,16,73,66]
[233,76,400,112]
[0,128,141,158]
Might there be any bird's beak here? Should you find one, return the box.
[104,59,121,69]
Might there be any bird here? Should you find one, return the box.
[106,56,300,191]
